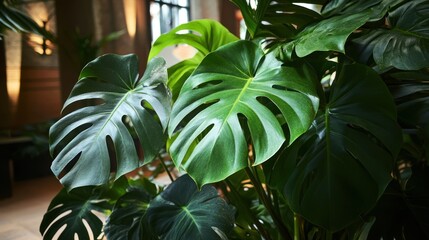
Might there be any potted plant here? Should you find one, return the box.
[40,0,429,239]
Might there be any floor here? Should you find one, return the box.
[0,176,62,240]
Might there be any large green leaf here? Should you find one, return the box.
[39,187,108,240]
[148,19,238,100]
[169,40,319,186]
[322,0,404,20]
[49,54,171,189]
[146,174,235,240]
[276,11,370,60]
[351,0,429,70]
[274,63,402,231]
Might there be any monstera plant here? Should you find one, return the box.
[40,0,429,239]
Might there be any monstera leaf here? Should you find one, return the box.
[148,19,238,100]
[169,40,319,186]
[40,187,108,240]
[105,188,156,240]
[276,11,370,60]
[322,0,404,20]
[49,55,171,189]
[231,0,322,43]
[146,175,235,240]
[352,0,429,70]
[273,63,402,231]
[148,19,238,60]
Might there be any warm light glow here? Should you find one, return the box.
[29,34,44,45]
[172,44,197,60]
[5,31,22,113]
[123,0,136,39]
[6,68,21,107]
[25,2,48,26]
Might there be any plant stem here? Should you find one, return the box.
[245,167,292,240]
[158,155,174,182]
[294,213,300,240]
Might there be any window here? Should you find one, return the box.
[149,0,190,42]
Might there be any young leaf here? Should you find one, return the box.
[39,187,108,240]
[169,40,319,186]
[148,19,238,60]
[279,63,402,231]
[146,175,235,240]
[49,55,171,190]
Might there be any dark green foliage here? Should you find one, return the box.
[41,0,429,239]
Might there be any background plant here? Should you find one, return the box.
[41,0,429,239]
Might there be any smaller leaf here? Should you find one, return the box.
[146,175,235,240]
[40,187,108,240]
[276,11,370,60]
[104,188,157,240]
[148,19,238,60]
[351,0,429,70]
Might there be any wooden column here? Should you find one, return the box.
[55,0,96,103]
[135,0,152,73]
[219,0,240,36]
[0,38,11,129]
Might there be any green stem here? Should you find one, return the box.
[245,167,292,240]
[294,213,300,240]
[158,155,174,182]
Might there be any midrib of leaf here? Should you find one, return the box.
[94,90,134,141]
[220,76,253,131]
[392,26,429,40]
[324,107,333,224]
[181,206,202,235]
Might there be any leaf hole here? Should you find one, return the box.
[42,209,71,238]
[52,123,93,157]
[173,100,219,133]
[58,152,81,180]
[121,115,144,162]
[106,135,118,173]
[194,79,223,89]
[62,98,105,117]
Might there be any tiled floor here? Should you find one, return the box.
[0,176,62,240]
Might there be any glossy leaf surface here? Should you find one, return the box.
[169,40,319,186]
[146,175,235,240]
[148,19,238,100]
[49,55,170,189]
[274,64,402,231]
[148,19,237,60]
[277,11,369,60]
[352,0,429,70]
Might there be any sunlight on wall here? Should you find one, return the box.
[5,31,22,114]
[123,0,136,39]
